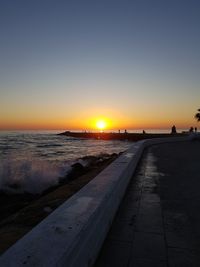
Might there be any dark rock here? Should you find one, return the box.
[66,162,87,181]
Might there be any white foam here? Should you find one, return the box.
[0,157,71,194]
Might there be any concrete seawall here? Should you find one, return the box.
[0,136,189,267]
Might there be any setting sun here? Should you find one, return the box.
[96,120,107,130]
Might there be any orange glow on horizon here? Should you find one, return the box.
[0,111,198,131]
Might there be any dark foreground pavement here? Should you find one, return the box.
[94,140,200,267]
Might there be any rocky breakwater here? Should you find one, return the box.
[58,131,186,141]
[0,153,119,254]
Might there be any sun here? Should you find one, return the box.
[96,120,107,130]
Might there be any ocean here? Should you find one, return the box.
[0,130,132,194]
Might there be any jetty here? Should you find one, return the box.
[1,135,200,266]
[58,131,185,141]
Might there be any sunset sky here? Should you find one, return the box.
[1,0,200,130]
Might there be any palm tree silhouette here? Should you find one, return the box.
[195,109,200,122]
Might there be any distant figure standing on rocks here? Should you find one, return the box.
[124,129,127,134]
[189,127,194,133]
[171,125,177,134]
[195,127,197,133]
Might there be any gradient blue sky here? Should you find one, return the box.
[1,0,200,130]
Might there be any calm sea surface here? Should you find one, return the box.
[0,130,132,194]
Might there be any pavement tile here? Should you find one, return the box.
[145,164,156,174]
[168,247,200,267]
[137,198,163,234]
[129,258,167,267]
[142,184,157,194]
[107,218,135,242]
[122,198,141,212]
[94,240,131,267]
[142,175,156,184]
[117,206,138,222]
[135,211,163,234]
[128,179,143,190]
[115,191,140,221]
[163,211,197,249]
[123,192,141,203]
[163,211,190,231]
[140,193,160,204]
[165,231,197,250]
[139,202,162,215]
[132,232,167,260]
[162,200,185,214]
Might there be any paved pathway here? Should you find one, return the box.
[94,141,200,267]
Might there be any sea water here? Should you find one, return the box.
[0,130,132,194]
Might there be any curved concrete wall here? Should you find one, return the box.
[0,136,189,267]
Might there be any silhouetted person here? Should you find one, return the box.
[189,127,194,133]
[142,130,146,134]
[118,130,120,133]
[171,125,177,134]
[124,129,127,134]
[195,127,197,133]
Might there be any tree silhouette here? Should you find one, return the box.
[195,109,200,122]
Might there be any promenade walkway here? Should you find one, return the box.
[95,140,200,267]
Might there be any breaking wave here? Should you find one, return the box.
[0,131,132,195]
[0,157,71,194]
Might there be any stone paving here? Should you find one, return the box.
[94,141,200,267]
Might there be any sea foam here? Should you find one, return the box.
[0,157,71,194]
